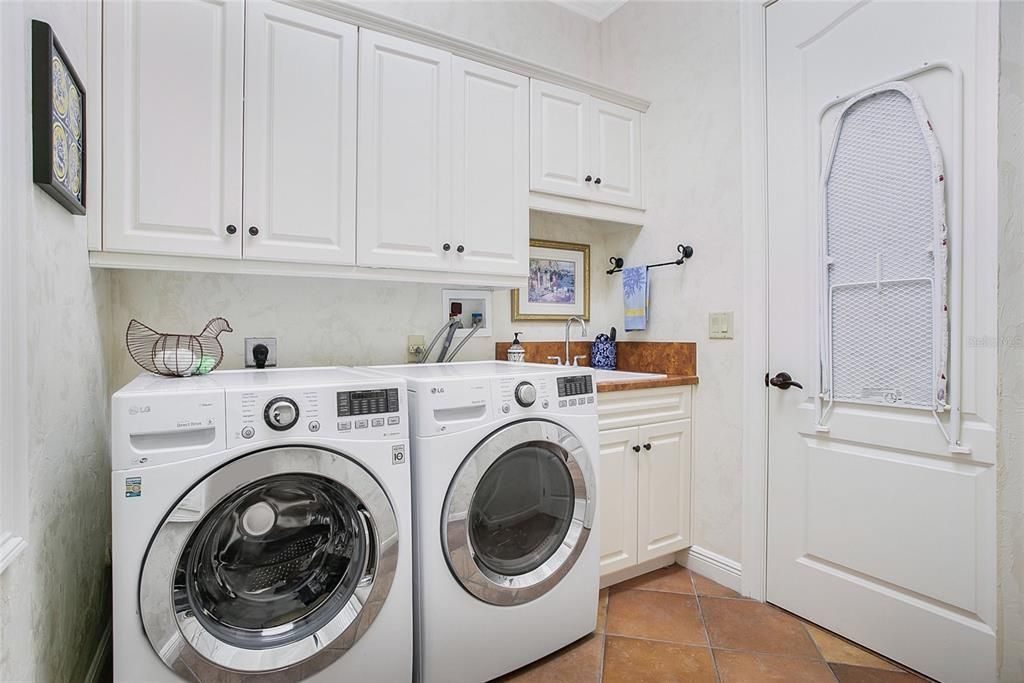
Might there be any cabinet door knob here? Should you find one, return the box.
[248,226,260,236]
[456,244,465,253]
[225,224,237,235]
[442,243,451,252]
[632,444,641,453]
[594,177,602,185]
[643,442,652,451]
[584,175,593,183]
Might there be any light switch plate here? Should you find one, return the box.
[709,312,734,339]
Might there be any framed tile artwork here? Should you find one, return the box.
[32,20,86,215]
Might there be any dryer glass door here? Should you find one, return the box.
[443,420,595,606]
[140,446,399,681]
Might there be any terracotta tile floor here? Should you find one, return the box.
[498,566,931,683]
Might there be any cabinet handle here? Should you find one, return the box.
[632,444,641,453]
[248,226,260,236]
[584,175,593,183]
[643,442,652,451]
[442,243,451,252]
[594,177,602,185]
[456,244,465,253]
[225,224,237,235]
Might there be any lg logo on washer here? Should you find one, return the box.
[430,386,445,394]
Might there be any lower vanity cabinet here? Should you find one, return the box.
[597,386,692,577]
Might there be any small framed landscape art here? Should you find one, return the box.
[32,20,86,215]
[512,239,590,321]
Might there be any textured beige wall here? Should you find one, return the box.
[599,0,744,562]
[0,2,112,682]
[998,2,1024,679]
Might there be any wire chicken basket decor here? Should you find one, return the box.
[126,317,233,377]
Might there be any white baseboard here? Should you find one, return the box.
[678,545,743,594]
[83,619,112,683]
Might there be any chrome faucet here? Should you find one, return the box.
[549,316,587,366]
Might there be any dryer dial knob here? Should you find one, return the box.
[514,381,537,407]
[264,397,299,431]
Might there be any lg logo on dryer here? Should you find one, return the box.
[430,386,445,394]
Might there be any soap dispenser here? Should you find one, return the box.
[507,332,526,363]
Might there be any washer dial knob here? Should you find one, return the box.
[264,397,299,431]
[514,381,537,407]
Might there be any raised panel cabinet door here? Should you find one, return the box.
[242,2,357,265]
[103,0,243,258]
[598,427,639,576]
[636,419,691,563]
[590,98,643,209]
[357,29,451,270]
[451,57,528,276]
[529,80,591,199]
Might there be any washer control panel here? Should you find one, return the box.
[228,383,405,445]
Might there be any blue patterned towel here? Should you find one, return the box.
[623,266,649,331]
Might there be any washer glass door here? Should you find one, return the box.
[443,420,595,606]
[140,446,398,681]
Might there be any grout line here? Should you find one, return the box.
[690,566,721,683]
[596,633,606,683]
[603,632,711,649]
[797,621,839,682]
[709,646,844,661]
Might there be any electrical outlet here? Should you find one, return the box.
[407,335,425,362]
[245,337,278,367]
[709,312,734,339]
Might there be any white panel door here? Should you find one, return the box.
[598,427,639,576]
[103,0,243,258]
[243,2,357,265]
[766,2,997,681]
[530,80,591,199]
[636,419,691,563]
[451,58,528,276]
[589,98,643,208]
[357,30,451,270]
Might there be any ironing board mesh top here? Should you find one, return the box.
[823,85,946,410]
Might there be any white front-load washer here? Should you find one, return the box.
[111,367,412,683]
[365,361,600,683]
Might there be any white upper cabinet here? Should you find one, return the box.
[357,30,451,271]
[590,98,643,208]
[103,0,244,258]
[530,81,591,200]
[97,2,647,282]
[530,80,644,209]
[451,57,529,276]
[242,2,358,265]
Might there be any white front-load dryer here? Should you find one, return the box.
[365,361,600,683]
[111,368,412,683]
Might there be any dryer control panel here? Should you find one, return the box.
[495,372,596,419]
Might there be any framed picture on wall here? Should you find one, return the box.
[512,239,590,321]
[32,20,86,215]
